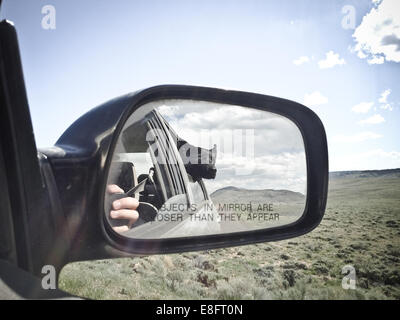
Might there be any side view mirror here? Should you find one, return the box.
[42,85,328,260]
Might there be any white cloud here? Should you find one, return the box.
[205,152,307,194]
[318,51,346,69]
[332,131,383,143]
[330,149,400,171]
[293,56,310,65]
[303,91,328,107]
[380,103,394,111]
[352,0,400,64]
[379,89,391,103]
[358,114,385,124]
[367,55,385,64]
[351,102,374,113]
[164,105,304,156]
[356,49,367,59]
[154,100,307,193]
[378,89,394,110]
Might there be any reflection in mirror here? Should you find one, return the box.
[104,100,307,239]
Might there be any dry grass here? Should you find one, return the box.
[59,171,400,300]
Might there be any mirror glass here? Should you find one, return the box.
[104,99,307,239]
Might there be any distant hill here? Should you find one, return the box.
[210,186,305,204]
[327,168,400,204]
[329,168,400,179]
[210,169,400,205]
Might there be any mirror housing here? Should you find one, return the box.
[41,85,328,261]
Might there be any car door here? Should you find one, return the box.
[0,19,76,299]
[0,19,46,274]
[114,110,221,238]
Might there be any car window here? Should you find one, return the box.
[188,176,207,204]
[106,110,192,212]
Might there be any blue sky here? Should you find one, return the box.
[1,0,399,171]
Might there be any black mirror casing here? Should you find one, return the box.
[42,85,328,262]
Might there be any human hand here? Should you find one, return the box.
[107,184,139,233]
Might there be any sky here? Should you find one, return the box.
[156,100,307,193]
[1,0,399,172]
